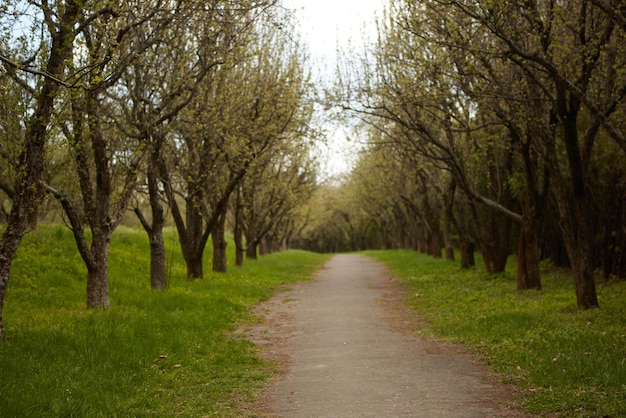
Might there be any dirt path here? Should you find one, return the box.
[243,254,531,417]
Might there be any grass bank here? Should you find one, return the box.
[365,250,626,417]
[0,224,330,417]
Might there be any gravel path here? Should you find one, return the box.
[244,254,531,417]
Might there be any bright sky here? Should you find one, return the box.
[281,0,385,180]
[282,0,382,75]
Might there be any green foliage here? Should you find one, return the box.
[366,250,626,418]
[1,225,329,417]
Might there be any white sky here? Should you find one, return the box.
[282,0,382,76]
[281,0,385,180]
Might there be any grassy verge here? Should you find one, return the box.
[0,224,330,417]
[365,250,626,418]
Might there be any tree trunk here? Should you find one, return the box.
[259,238,268,255]
[87,232,111,309]
[571,243,599,309]
[442,182,455,261]
[185,252,204,279]
[516,175,543,290]
[136,207,167,290]
[234,225,245,267]
[0,267,7,340]
[234,189,245,266]
[553,96,599,309]
[471,199,511,274]
[561,198,599,308]
[0,129,47,340]
[246,240,258,260]
[260,236,276,255]
[0,215,36,340]
[416,223,427,254]
[430,228,442,258]
[148,144,167,289]
[443,212,454,260]
[517,218,542,290]
[212,211,227,273]
[178,195,206,279]
[135,155,167,289]
[149,226,167,289]
[459,236,475,269]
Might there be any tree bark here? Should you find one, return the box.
[459,236,475,269]
[147,159,166,289]
[164,165,248,279]
[479,209,511,274]
[516,142,544,290]
[149,225,167,289]
[66,83,138,309]
[184,248,205,279]
[559,192,599,308]
[86,232,111,309]
[552,90,599,309]
[260,238,269,255]
[445,181,476,268]
[442,180,456,261]
[442,206,454,261]
[416,223,427,254]
[234,188,245,266]
[168,189,207,279]
[430,228,442,258]
[211,210,228,273]
[135,205,166,290]
[246,235,258,260]
[517,217,542,290]
[135,150,167,289]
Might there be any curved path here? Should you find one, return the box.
[245,254,530,417]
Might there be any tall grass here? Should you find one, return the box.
[366,250,626,417]
[1,224,330,417]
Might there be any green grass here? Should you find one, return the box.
[1,224,330,417]
[365,250,626,417]
[5,229,624,417]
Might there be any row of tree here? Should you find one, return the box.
[0,0,318,340]
[297,0,625,310]
[2,0,624,342]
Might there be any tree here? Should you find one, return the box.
[417,1,550,286]
[44,0,190,308]
[118,0,250,288]
[344,142,412,251]
[442,0,626,307]
[291,184,355,253]
[237,139,318,261]
[162,8,311,277]
[0,0,83,339]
